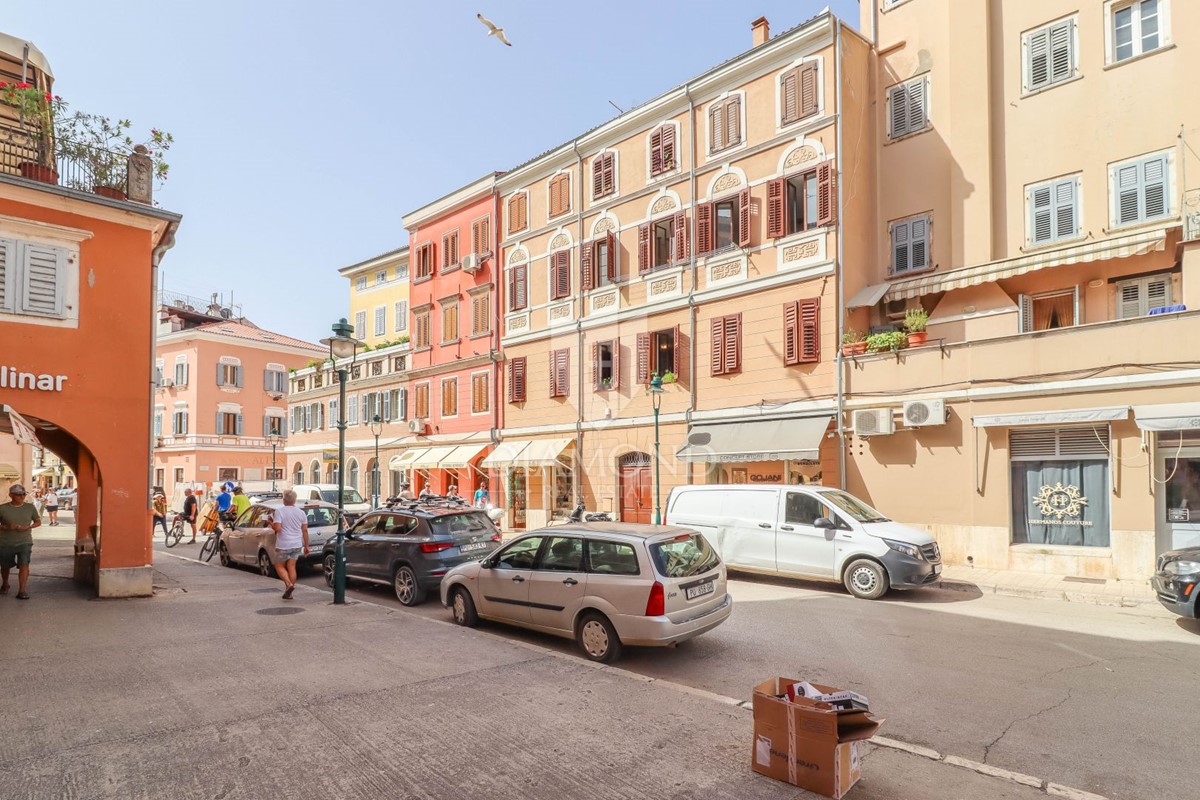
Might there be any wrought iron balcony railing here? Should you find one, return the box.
[0,120,154,203]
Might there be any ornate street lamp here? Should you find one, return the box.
[370,414,383,508]
[267,433,282,492]
[319,318,362,605]
[649,374,665,525]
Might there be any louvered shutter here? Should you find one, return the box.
[611,341,621,390]
[799,62,819,119]
[510,358,527,402]
[262,415,269,437]
[724,315,741,373]
[672,325,682,377]
[549,176,561,217]
[696,203,713,254]
[905,78,926,134]
[605,231,617,281]
[783,302,800,365]
[727,97,741,147]
[592,156,603,199]
[780,67,799,125]
[638,223,652,273]
[892,222,910,274]
[673,212,688,261]
[709,104,725,153]
[549,352,559,397]
[262,369,271,391]
[1143,156,1167,219]
[1054,180,1077,240]
[817,163,835,226]
[1027,27,1051,90]
[1116,164,1141,225]
[767,178,786,238]
[592,343,600,389]
[636,333,650,384]
[661,125,675,171]
[1049,19,1074,84]
[216,363,225,386]
[471,220,482,256]
[581,243,594,292]
[554,251,571,300]
[509,264,527,310]
[235,414,243,436]
[181,410,188,435]
[889,82,908,138]
[1031,185,1053,244]
[910,217,929,270]
[19,243,66,317]
[383,390,392,421]
[558,350,570,398]
[710,318,725,376]
[649,127,664,175]
[0,238,14,313]
[737,188,752,248]
[1146,276,1171,313]
[799,298,821,363]
[1019,294,1034,332]
[234,366,244,388]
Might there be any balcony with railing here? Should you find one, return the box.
[1185,188,1200,243]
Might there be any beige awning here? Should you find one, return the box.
[408,445,459,470]
[389,448,430,470]
[973,406,1129,428]
[0,463,18,479]
[439,443,489,469]
[510,438,574,468]
[1133,404,1200,432]
[846,283,891,309]
[885,229,1170,302]
[676,416,833,463]
[0,33,53,78]
[480,440,530,469]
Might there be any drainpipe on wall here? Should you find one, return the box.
[149,221,179,519]
[572,140,585,505]
[683,84,698,487]
[491,186,503,502]
[835,18,848,491]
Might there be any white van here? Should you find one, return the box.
[665,484,941,599]
[291,484,371,521]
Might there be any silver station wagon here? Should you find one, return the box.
[440,523,733,662]
[218,500,343,574]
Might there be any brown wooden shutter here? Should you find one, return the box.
[548,351,558,396]
[553,251,571,300]
[799,62,819,119]
[724,314,741,374]
[506,267,517,311]
[649,127,663,175]
[767,178,786,238]
[800,298,820,363]
[561,175,571,214]
[581,242,594,292]
[710,317,724,376]
[636,333,650,384]
[638,223,651,273]
[551,349,569,398]
[661,125,675,170]
[673,212,688,262]
[817,162,835,226]
[549,177,560,217]
[710,104,724,152]
[515,263,528,309]
[672,325,682,378]
[592,157,604,199]
[727,97,741,147]
[696,203,713,255]
[605,230,618,281]
[471,220,481,256]
[737,188,752,248]
[780,67,799,125]
[784,302,800,365]
[591,342,599,389]
[612,340,621,390]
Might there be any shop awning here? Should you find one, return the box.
[408,445,460,470]
[480,440,531,469]
[845,283,891,309]
[439,443,489,469]
[31,467,53,477]
[885,229,1169,302]
[2,405,40,447]
[973,406,1129,428]
[389,448,430,470]
[1133,404,1200,431]
[676,416,833,463]
[0,463,18,479]
[510,438,574,468]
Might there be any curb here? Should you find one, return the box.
[933,578,1161,609]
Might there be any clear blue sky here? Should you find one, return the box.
[7,0,860,343]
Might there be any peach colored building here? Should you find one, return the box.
[493,15,871,529]
[153,300,324,501]
[0,434,33,496]
[839,0,1200,579]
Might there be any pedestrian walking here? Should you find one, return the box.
[182,488,199,543]
[0,484,41,600]
[44,488,59,526]
[473,480,490,508]
[152,492,169,538]
[399,482,415,501]
[267,490,309,600]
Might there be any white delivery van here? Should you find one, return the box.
[664,484,941,599]
[291,484,371,521]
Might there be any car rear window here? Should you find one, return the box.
[586,540,640,575]
[431,513,495,537]
[304,507,339,527]
[650,534,721,578]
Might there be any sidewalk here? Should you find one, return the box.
[936,564,1159,609]
[0,547,1064,800]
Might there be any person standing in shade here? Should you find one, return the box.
[152,492,169,538]
[182,488,199,543]
[267,490,309,600]
[473,480,490,508]
[0,484,41,600]
[44,488,60,527]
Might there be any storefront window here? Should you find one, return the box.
[1010,427,1110,547]
[554,462,574,515]
[1164,456,1200,523]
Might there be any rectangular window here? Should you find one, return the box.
[784,298,821,365]
[265,416,285,437]
[890,214,931,275]
[638,213,687,272]
[173,360,189,386]
[550,251,571,301]
[592,153,616,199]
[697,190,751,254]
[0,238,71,319]
[508,193,528,234]
[649,124,676,176]
[441,378,458,417]
[586,540,640,575]
[394,300,408,332]
[1010,427,1110,547]
[1019,288,1078,332]
[549,174,571,217]
[714,197,738,250]
[507,357,527,402]
[549,349,570,398]
[172,409,188,435]
[356,276,367,291]
[173,467,184,484]
[780,62,819,126]
[1028,176,1080,245]
[441,231,459,270]
[354,310,367,340]
[470,291,490,336]
[398,260,409,279]
[414,384,430,419]
[217,363,242,387]
[1116,273,1172,318]
[653,219,673,268]
[709,95,742,153]
[218,412,242,436]
[415,242,435,279]
[507,263,528,311]
[594,235,615,287]
[375,270,387,284]
[263,368,286,394]
[1112,0,1162,63]
[413,309,431,348]
[440,300,459,343]
[471,373,490,413]
[1023,18,1076,93]
[710,314,742,376]
[636,328,681,384]
[1110,152,1171,227]
[153,411,163,437]
[887,75,929,140]
[768,165,834,238]
[374,305,386,336]
[593,340,618,390]
[471,216,491,256]
[218,467,239,482]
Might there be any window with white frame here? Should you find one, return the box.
[356,276,367,291]
[1020,288,1078,332]
[173,357,189,386]
[890,214,931,275]
[1116,273,1173,318]
[354,310,367,340]
[1110,152,1171,227]
[153,409,164,437]
[1110,0,1166,63]
[172,406,189,435]
[376,270,387,285]
[394,300,408,332]
[217,410,243,436]
[263,366,287,394]
[374,305,386,336]
[1023,17,1077,93]
[887,75,929,140]
[397,260,409,280]
[154,359,164,386]
[0,237,74,321]
[264,414,285,437]
[1027,176,1080,246]
[216,360,243,388]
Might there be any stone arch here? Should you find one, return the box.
[704,166,749,199]
[777,138,827,174]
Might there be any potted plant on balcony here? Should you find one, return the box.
[0,81,64,184]
[841,330,867,357]
[54,110,173,200]
[660,371,677,385]
[904,308,930,346]
[866,330,907,354]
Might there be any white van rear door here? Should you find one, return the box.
[720,489,778,572]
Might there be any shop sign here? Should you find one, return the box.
[1167,508,1190,523]
[0,366,68,392]
[321,450,339,463]
[1030,482,1091,527]
[750,473,782,483]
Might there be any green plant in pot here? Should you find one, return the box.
[841,330,867,357]
[866,330,907,353]
[1,81,65,182]
[904,308,930,346]
[54,110,173,200]
[660,371,677,384]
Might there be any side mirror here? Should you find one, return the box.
[813,517,835,530]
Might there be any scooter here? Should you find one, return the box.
[567,502,613,523]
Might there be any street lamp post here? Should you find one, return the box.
[370,414,383,508]
[649,375,665,525]
[267,433,281,491]
[320,318,362,605]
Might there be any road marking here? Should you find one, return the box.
[1055,643,1104,661]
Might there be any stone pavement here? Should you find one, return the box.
[0,545,1070,800]
[937,564,1158,608]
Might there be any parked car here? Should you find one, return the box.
[56,488,76,510]
[665,484,941,600]
[440,524,733,663]
[291,483,370,521]
[322,502,502,606]
[218,500,344,574]
[1153,546,1200,618]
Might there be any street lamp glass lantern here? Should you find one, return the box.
[370,414,384,435]
[648,374,665,410]
[320,318,361,362]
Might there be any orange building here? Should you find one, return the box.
[0,35,181,596]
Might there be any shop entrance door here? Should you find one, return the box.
[619,466,652,524]
[1157,437,1200,552]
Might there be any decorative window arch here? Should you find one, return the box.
[309,460,321,483]
[348,458,360,491]
[590,213,620,238]
[776,138,827,175]
[704,167,748,200]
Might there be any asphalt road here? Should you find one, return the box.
[167,538,1199,800]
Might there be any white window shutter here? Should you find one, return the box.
[1053,179,1077,240]
[1116,164,1141,224]
[235,414,244,436]
[0,238,15,312]
[20,243,66,317]
[889,83,907,138]
[1049,19,1074,83]
[1019,294,1034,332]
[1027,28,1050,90]
[399,388,408,421]
[383,390,392,421]
[892,221,910,273]
[1142,156,1167,218]
[182,411,188,434]
[910,217,928,270]
[1117,281,1143,319]
[1146,276,1170,311]
[1031,186,1053,244]
[906,77,926,134]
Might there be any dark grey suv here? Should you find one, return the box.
[1154,546,1200,618]
[322,501,502,606]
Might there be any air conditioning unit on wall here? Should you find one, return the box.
[853,409,895,437]
[158,378,174,388]
[903,399,947,428]
[408,419,427,434]
[461,253,481,273]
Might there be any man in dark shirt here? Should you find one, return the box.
[182,488,199,544]
[0,484,41,599]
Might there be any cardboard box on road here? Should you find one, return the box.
[751,677,884,798]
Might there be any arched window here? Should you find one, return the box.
[348,459,359,491]
[328,463,339,485]
[293,463,304,486]
[310,460,320,483]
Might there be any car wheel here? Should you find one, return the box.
[392,565,427,606]
[323,554,336,587]
[577,612,622,663]
[218,543,233,568]
[843,558,890,600]
[449,586,478,627]
[258,550,275,578]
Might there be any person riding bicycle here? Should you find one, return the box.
[216,482,236,525]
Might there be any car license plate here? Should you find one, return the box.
[933,564,943,575]
[460,542,489,552]
[685,581,715,600]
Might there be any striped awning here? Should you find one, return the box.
[885,228,1169,302]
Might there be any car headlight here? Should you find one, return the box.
[883,539,921,559]
[1164,560,1200,576]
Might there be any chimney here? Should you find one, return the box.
[752,16,770,47]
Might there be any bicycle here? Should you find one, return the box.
[198,513,235,563]
[164,513,185,548]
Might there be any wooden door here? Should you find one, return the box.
[620,466,652,524]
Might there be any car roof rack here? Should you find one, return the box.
[381,495,474,514]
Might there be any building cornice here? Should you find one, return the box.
[155,328,324,358]
[402,173,499,231]
[337,246,410,277]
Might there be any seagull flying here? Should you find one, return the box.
[477,13,512,46]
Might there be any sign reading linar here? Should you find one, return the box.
[0,366,68,392]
